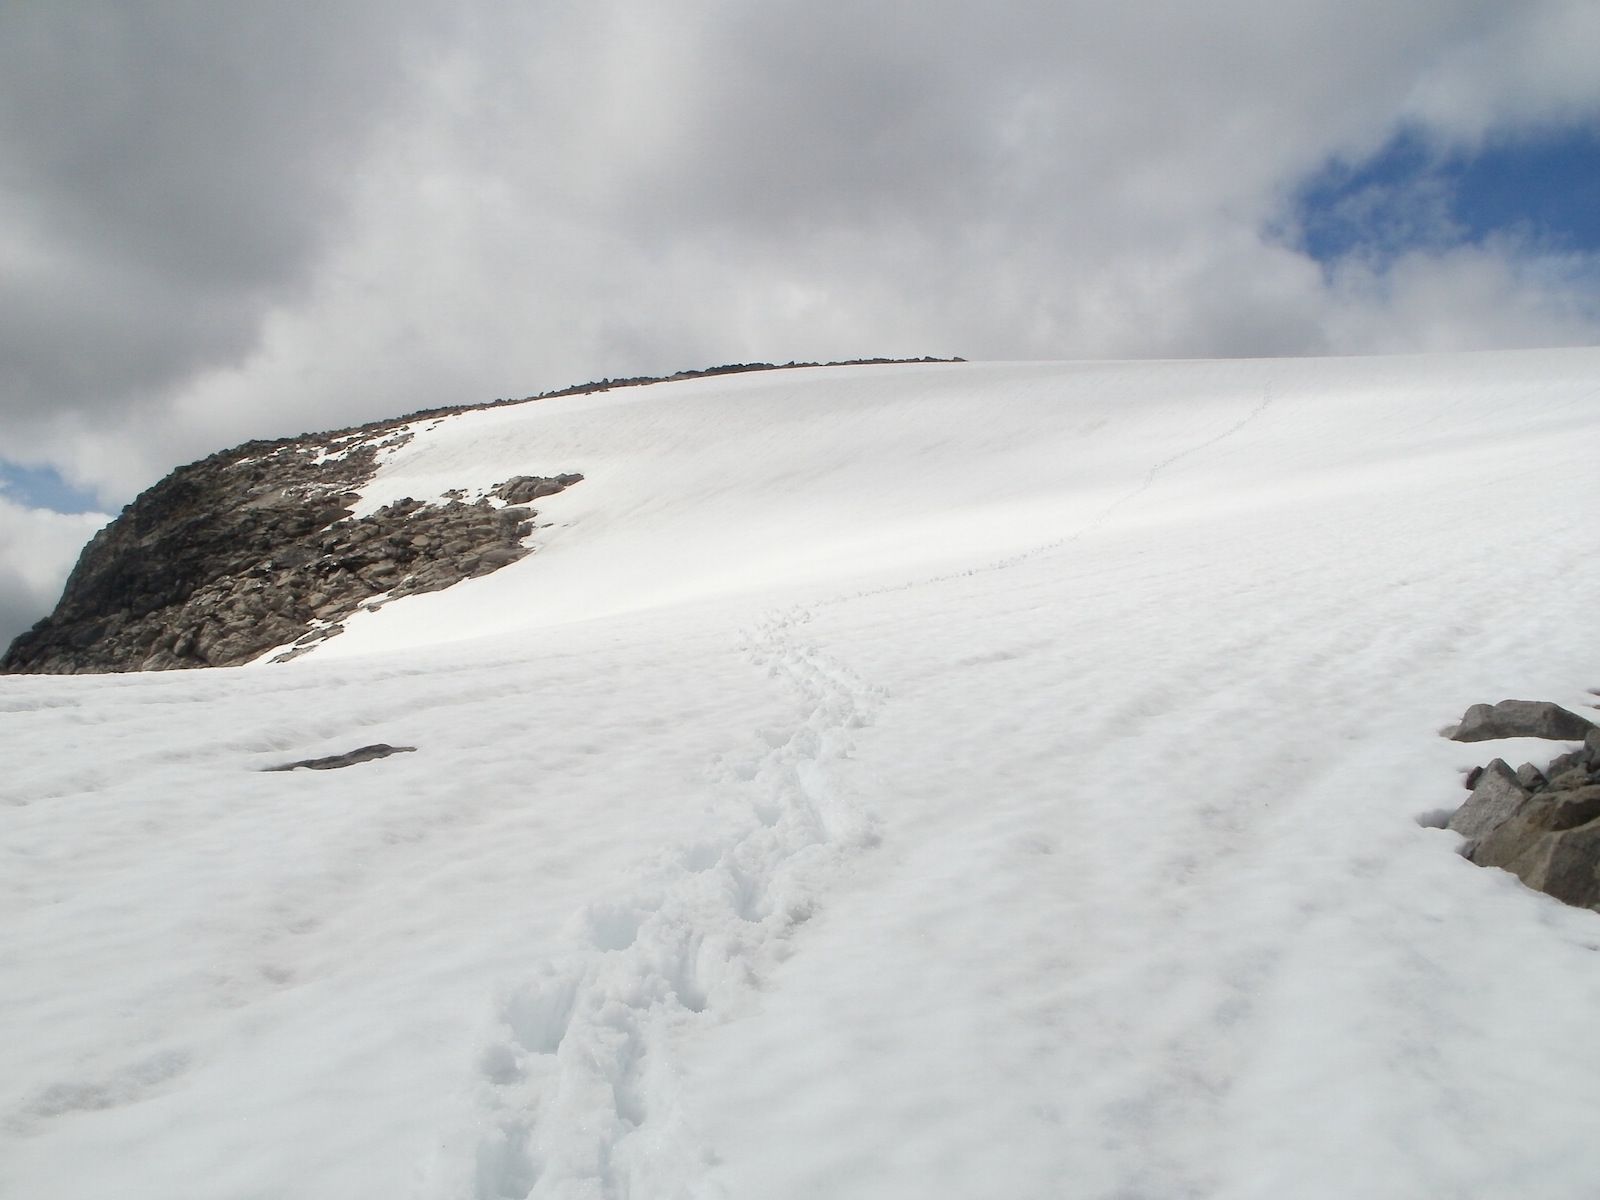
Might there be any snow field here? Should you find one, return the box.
[4,349,1600,1198]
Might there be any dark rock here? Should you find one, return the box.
[494,475,579,505]
[1446,699,1596,743]
[1448,759,1531,848]
[264,743,417,771]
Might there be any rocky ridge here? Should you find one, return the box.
[0,411,583,672]
[4,358,963,675]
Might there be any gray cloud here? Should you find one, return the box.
[0,1,435,466]
[2,0,1598,521]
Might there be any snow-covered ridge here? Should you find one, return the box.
[322,348,1600,657]
[4,349,1600,1200]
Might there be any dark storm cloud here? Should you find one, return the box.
[0,2,434,442]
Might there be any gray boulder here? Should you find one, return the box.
[1471,786,1600,909]
[1446,699,1595,743]
[1447,759,1531,848]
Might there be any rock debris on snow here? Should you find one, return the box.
[263,744,418,771]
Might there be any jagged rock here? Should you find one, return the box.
[1446,699,1596,743]
[264,744,417,771]
[1447,759,1531,848]
[1471,786,1600,908]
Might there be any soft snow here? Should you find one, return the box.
[4,350,1600,1199]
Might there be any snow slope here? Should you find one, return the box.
[4,350,1600,1199]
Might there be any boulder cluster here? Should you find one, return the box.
[1444,699,1600,909]
[0,415,582,672]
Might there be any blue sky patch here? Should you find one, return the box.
[0,460,104,514]
[1293,125,1600,266]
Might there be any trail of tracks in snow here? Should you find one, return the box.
[468,608,884,1200]
[462,386,1273,1197]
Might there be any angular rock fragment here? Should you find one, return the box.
[1515,762,1548,791]
[1446,699,1596,743]
[1447,759,1531,848]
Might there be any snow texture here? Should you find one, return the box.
[4,350,1600,1199]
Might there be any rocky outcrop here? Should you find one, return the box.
[1445,702,1600,909]
[0,415,582,673]
[4,358,964,675]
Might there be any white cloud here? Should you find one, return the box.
[2,0,1598,517]
[0,496,108,651]
[1324,238,1600,352]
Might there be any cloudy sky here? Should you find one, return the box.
[3,0,1599,647]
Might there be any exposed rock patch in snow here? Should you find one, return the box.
[263,743,417,772]
[1449,718,1600,908]
[0,411,583,671]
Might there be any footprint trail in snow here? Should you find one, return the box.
[470,607,885,1199]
